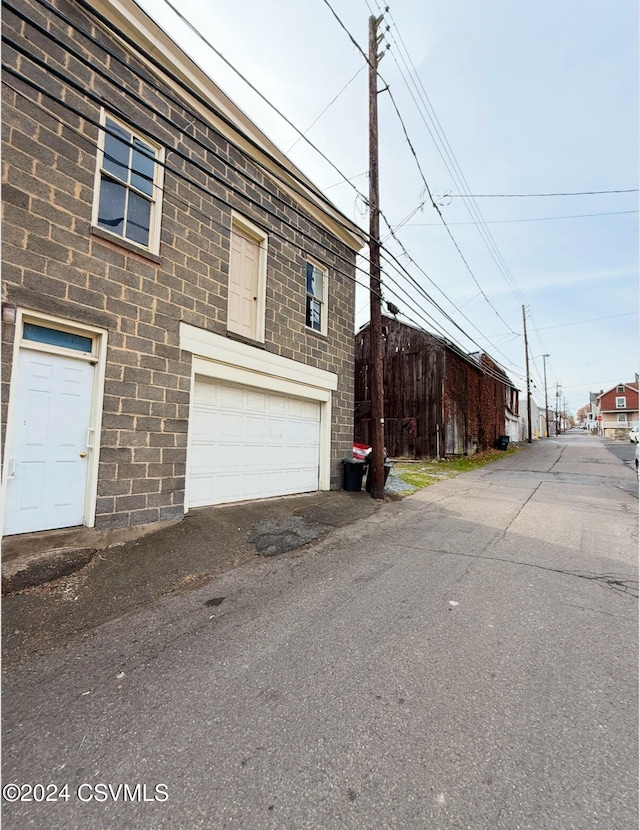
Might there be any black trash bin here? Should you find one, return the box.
[365,461,393,492]
[342,458,366,491]
[495,435,510,451]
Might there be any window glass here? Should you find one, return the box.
[306,262,325,332]
[127,191,151,246]
[103,119,130,182]
[306,298,322,331]
[306,262,323,299]
[98,177,126,235]
[131,139,155,196]
[23,322,93,352]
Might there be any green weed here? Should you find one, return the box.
[394,447,517,493]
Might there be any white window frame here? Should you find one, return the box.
[617,413,627,423]
[615,396,626,408]
[227,212,267,343]
[305,260,328,336]
[92,109,165,255]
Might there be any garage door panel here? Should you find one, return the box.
[188,378,321,508]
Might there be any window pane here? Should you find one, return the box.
[306,263,323,299]
[98,177,126,235]
[103,119,130,182]
[23,322,93,352]
[306,297,322,331]
[126,191,151,246]
[131,138,155,196]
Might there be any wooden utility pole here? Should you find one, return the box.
[367,13,385,499]
[542,353,550,438]
[522,305,532,443]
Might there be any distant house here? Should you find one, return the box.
[1,0,364,536]
[354,318,519,458]
[596,381,639,439]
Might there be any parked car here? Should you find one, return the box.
[629,426,639,443]
[635,442,639,475]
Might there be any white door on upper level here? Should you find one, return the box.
[228,230,260,339]
[4,349,94,535]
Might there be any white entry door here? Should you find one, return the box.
[4,349,94,535]
[188,378,321,508]
[228,229,260,340]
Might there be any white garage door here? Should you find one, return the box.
[188,378,321,507]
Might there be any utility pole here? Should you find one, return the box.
[542,354,550,438]
[522,305,532,443]
[367,12,386,499]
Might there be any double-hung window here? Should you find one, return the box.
[306,261,327,335]
[616,396,626,408]
[94,112,164,253]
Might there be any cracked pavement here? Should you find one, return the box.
[2,431,638,830]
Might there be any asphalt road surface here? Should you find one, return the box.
[2,432,638,829]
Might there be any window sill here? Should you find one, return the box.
[226,330,267,350]
[305,326,328,340]
[91,227,161,264]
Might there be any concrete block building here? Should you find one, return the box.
[1,0,364,535]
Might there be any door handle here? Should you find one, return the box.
[79,452,87,459]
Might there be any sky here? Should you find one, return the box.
[135,0,638,417]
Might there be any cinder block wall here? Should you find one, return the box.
[2,0,356,529]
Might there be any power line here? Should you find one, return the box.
[530,311,637,332]
[319,0,523,336]
[447,188,638,198]
[6,71,516,383]
[382,11,529,310]
[28,0,364,238]
[286,65,365,153]
[381,84,520,336]
[153,0,372,210]
[142,0,525,361]
[406,209,639,226]
[10,0,526,383]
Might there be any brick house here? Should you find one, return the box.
[355,318,519,458]
[596,381,639,438]
[1,0,364,536]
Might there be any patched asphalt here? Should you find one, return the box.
[1,490,378,666]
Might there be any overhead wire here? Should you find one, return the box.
[11,0,526,385]
[448,188,639,198]
[381,83,521,336]
[382,8,530,308]
[320,0,525,343]
[286,65,365,153]
[405,209,639,226]
[5,63,517,386]
[149,0,528,367]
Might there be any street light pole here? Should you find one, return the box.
[522,305,532,443]
[542,354,550,438]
